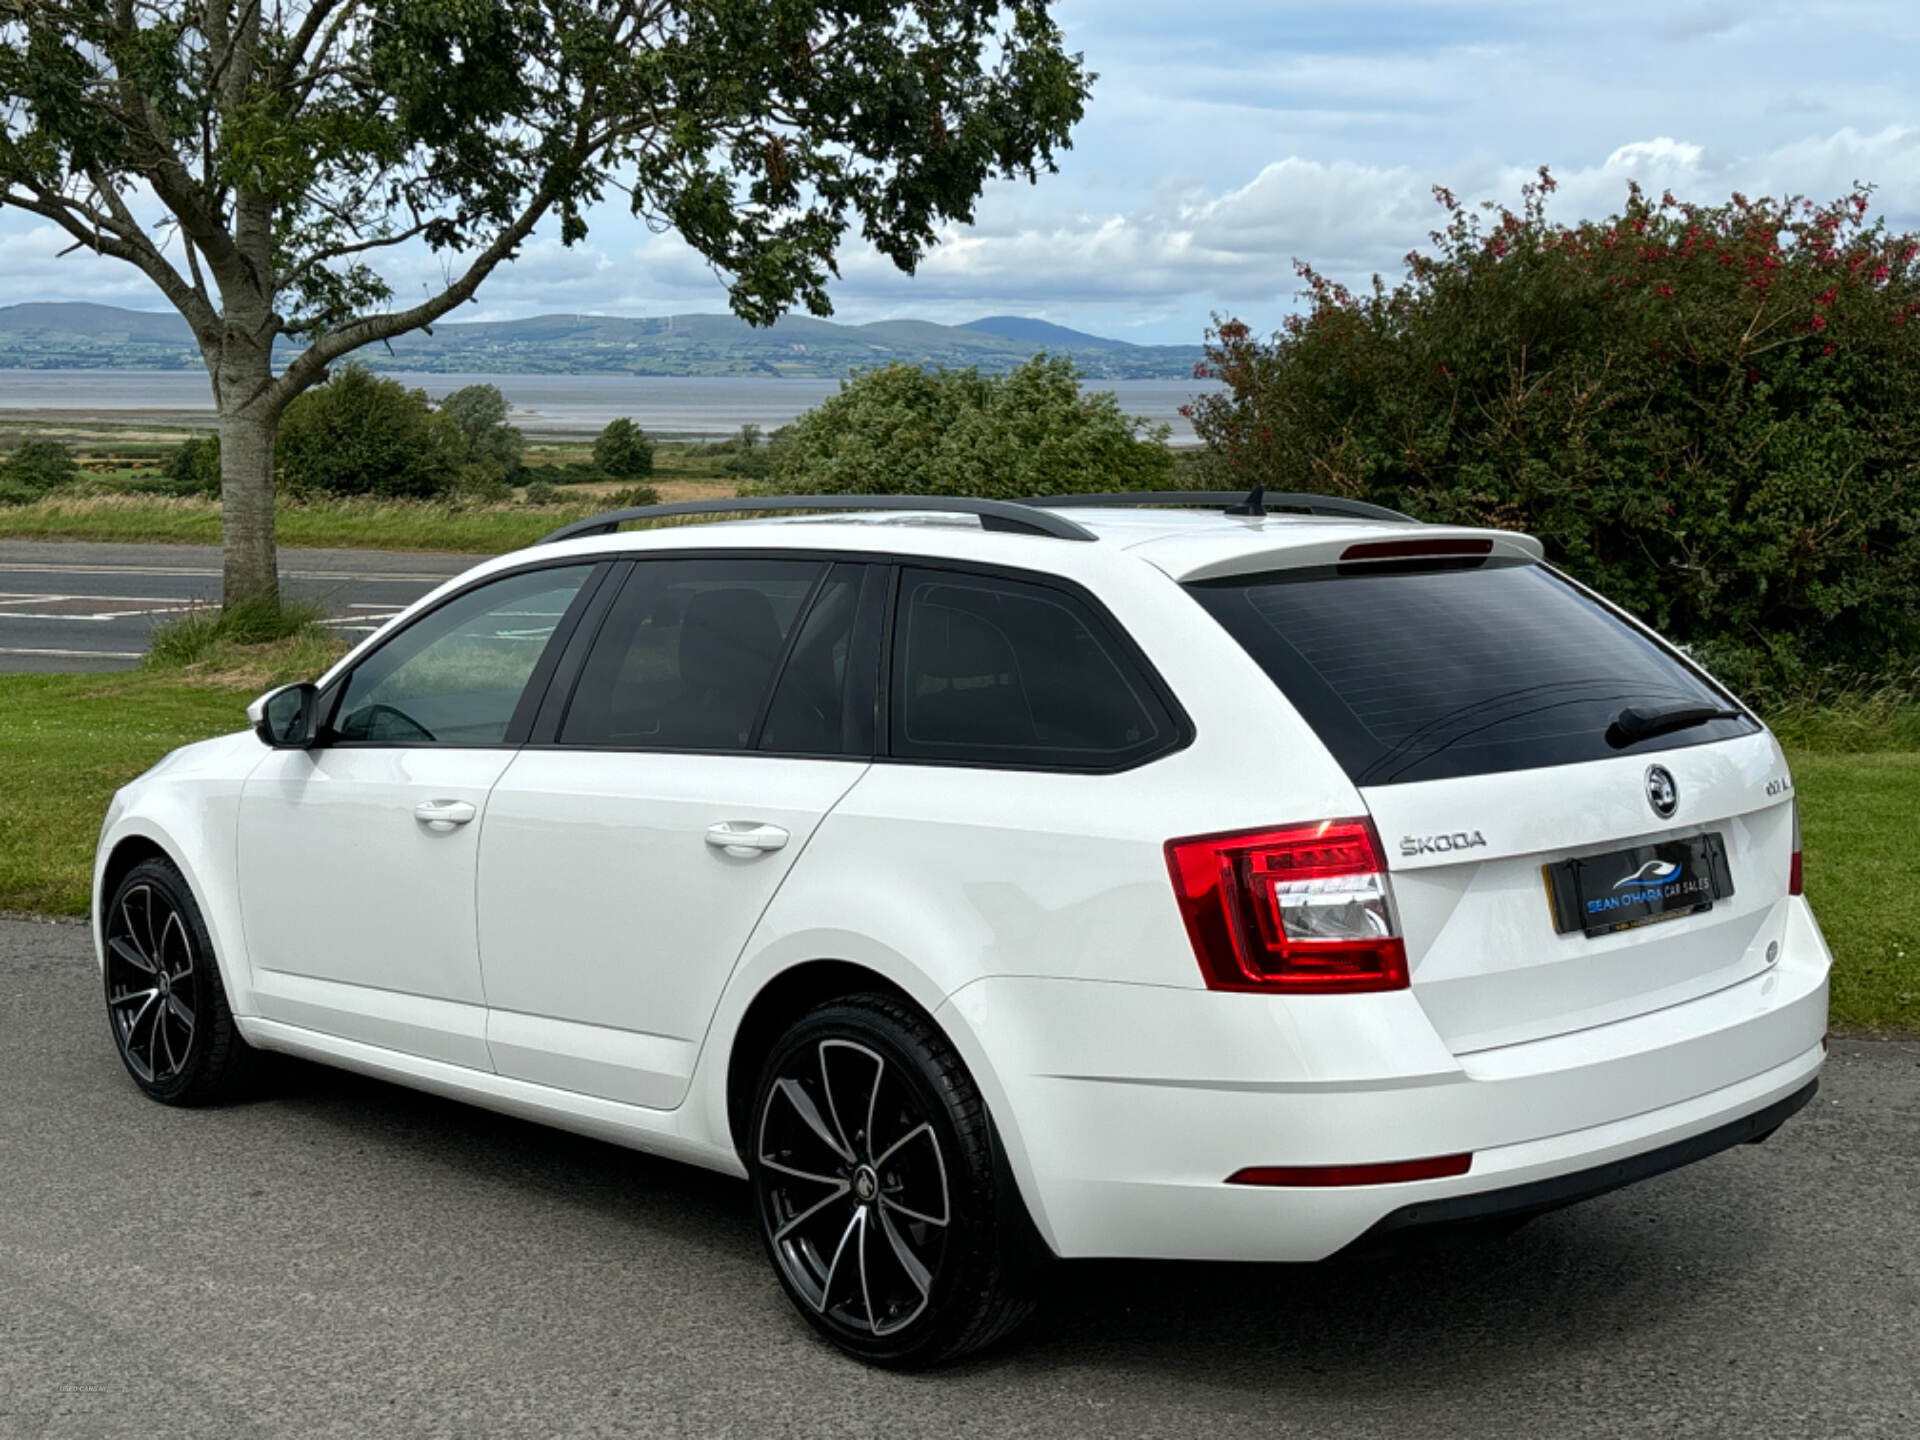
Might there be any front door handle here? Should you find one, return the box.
[415,799,477,832]
[705,821,790,858]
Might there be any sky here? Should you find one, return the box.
[5,0,1920,345]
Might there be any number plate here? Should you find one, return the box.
[1545,833,1733,937]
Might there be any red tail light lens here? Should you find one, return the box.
[1788,798,1804,896]
[1165,818,1409,993]
[1227,1153,1471,1187]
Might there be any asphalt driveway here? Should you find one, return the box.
[0,917,1914,1439]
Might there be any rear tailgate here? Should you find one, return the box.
[1364,732,1795,1053]
[1178,545,1794,1053]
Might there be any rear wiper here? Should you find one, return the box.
[1605,701,1743,749]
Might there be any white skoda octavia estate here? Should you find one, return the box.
[93,489,1829,1366]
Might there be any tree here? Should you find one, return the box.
[276,364,455,499]
[1186,173,1920,698]
[160,434,221,495]
[438,384,523,474]
[0,438,80,496]
[763,353,1173,497]
[1,3,1090,605]
[592,416,653,479]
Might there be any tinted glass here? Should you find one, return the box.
[1188,561,1756,785]
[560,558,822,749]
[334,565,591,744]
[891,568,1179,769]
[758,564,869,755]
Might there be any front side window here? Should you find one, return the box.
[890,567,1181,769]
[332,565,592,744]
[558,558,828,750]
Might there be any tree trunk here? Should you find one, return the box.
[211,311,280,607]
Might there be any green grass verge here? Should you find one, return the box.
[1791,751,1919,1032]
[1,670,1914,1031]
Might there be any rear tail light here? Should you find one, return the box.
[1789,798,1804,896]
[1165,818,1408,993]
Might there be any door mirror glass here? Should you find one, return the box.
[250,682,320,749]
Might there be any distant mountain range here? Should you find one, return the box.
[0,303,1203,380]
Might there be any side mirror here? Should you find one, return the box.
[248,682,320,749]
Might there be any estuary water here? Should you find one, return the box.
[0,369,1217,442]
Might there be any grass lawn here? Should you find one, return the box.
[0,481,740,554]
[1,652,1913,1031]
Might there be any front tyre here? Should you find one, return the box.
[750,994,1037,1367]
[103,857,258,1106]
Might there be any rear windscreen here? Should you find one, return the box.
[1187,562,1757,785]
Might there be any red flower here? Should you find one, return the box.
[1811,313,1827,331]
[1656,284,1675,298]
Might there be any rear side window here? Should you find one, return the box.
[890,567,1181,770]
[1188,562,1756,785]
[560,558,822,750]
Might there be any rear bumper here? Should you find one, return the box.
[1360,1074,1818,1241]
[939,896,1830,1262]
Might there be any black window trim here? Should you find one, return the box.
[314,556,615,751]
[876,556,1195,776]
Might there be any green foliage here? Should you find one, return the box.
[593,417,655,479]
[1188,174,1920,701]
[151,435,221,497]
[605,483,662,509]
[276,365,456,499]
[522,479,560,506]
[147,594,332,669]
[0,439,79,499]
[762,354,1174,498]
[438,385,524,474]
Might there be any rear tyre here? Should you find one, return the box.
[103,858,259,1106]
[750,993,1038,1367]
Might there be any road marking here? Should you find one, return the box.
[0,646,145,660]
[0,561,461,582]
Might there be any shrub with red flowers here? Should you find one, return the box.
[1186,169,1920,701]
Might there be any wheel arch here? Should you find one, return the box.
[703,948,1060,1256]
[94,817,256,1017]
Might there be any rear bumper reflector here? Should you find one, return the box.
[1226,1153,1473,1187]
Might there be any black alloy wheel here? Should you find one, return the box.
[103,858,257,1105]
[751,994,1039,1367]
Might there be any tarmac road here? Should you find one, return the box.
[0,541,488,673]
[0,917,1915,1440]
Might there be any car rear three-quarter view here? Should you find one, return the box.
[90,492,1830,1369]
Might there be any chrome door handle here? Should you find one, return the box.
[705,822,790,857]
[415,799,477,832]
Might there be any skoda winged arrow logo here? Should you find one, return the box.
[1645,764,1679,819]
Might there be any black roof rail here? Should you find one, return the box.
[535,494,1099,546]
[1023,490,1415,523]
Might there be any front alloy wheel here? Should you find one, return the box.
[103,858,257,1105]
[751,995,1037,1366]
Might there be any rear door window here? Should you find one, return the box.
[889,567,1183,770]
[558,557,826,751]
[1188,561,1755,785]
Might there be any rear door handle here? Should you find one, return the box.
[705,822,790,857]
[415,799,477,832]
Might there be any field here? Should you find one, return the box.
[0,642,1912,1031]
[0,423,745,552]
